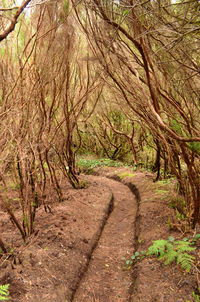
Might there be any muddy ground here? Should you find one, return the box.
[0,168,199,302]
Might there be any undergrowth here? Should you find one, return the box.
[124,234,200,272]
[117,172,135,179]
[147,237,195,271]
[77,158,123,174]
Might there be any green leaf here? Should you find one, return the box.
[134,251,140,257]
[122,9,129,16]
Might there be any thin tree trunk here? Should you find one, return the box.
[152,139,161,181]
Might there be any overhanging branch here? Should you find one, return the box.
[0,0,32,42]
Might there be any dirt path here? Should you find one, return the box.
[73,176,138,302]
[1,169,198,301]
[95,168,199,302]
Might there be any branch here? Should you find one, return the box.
[0,0,52,11]
[92,0,200,143]
[0,7,18,11]
[0,0,32,42]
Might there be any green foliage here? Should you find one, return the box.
[7,181,20,190]
[157,179,173,185]
[188,142,200,155]
[125,235,199,272]
[122,9,130,16]
[191,234,200,242]
[175,209,187,221]
[155,189,169,195]
[123,251,146,269]
[169,195,188,221]
[192,291,200,302]
[147,237,195,271]
[169,196,186,210]
[171,119,183,135]
[117,172,135,179]
[61,0,69,20]
[78,180,88,189]
[0,48,5,57]
[0,284,10,301]
[77,158,123,174]
[77,110,134,163]
[63,0,69,14]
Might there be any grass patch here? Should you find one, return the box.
[157,178,173,185]
[155,189,169,195]
[117,172,135,179]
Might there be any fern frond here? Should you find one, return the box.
[175,241,196,253]
[161,250,177,265]
[147,238,196,272]
[0,284,10,301]
[147,240,173,257]
[177,253,195,272]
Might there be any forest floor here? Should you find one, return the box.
[0,166,200,302]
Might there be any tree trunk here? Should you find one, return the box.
[152,139,161,181]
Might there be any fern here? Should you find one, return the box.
[177,253,195,272]
[160,250,177,265]
[174,241,196,253]
[147,240,172,257]
[0,284,10,301]
[147,237,196,272]
[127,235,199,272]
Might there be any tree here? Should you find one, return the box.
[73,0,200,226]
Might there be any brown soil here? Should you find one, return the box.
[0,168,199,302]
[0,178,113,302]
[95,167,199,302]
[73,176,137,302]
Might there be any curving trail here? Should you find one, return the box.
[72,176,138,302]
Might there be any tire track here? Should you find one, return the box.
[72,176,139,302]
[69,186,114,301]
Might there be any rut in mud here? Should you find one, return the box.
[72,176,139,302]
